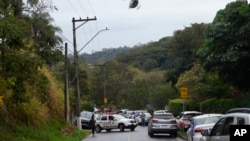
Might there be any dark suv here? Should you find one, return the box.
[74,111,93,129]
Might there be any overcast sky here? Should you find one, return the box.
[50,0,236,54]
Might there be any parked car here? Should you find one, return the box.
[200,113,250,141]
[148,112,177,137]
[186,114,223,141]
[176,111,202,131]
[154,110,169,114]
[225,107,250,114]
[75,111,93,129]
[95,114,137,133]
[135,112,152,126]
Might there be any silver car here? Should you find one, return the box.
[148,112,177,137]
[186,114,222,141]
[200,113,250,141]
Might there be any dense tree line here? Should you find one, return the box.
[0,0,64,127]
[1,0,250,130]
[80,0,250,111]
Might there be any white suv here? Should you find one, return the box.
[95,114,137,133]
[200,113,250,141]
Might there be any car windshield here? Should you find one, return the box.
[154,114,174,119]
[80,111,92,119]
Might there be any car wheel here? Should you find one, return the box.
[171,132,177,138]
[119,124,125,132]
[149,132,154,137]
[148,131,153,137]
[131,127,135,131]
[106,129,111,132]
[95,125,102,133]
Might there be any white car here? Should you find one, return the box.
[200,113,250,141]
[95,114,137,133]
[135,112,152,126]
[186,114,222,141]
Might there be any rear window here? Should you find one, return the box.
[154,114,174,119]
[183,113,200,119]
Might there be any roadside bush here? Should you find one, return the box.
[168,99,183,116]
[12,97,49,127]
[200,98,235,113]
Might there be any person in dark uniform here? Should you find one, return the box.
[90,114,96,136]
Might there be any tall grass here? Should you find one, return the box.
[0,120,90,141]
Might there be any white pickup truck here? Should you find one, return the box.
[95,114,137,133]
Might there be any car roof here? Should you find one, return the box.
[182,111,201,114]
[222,112,250,117]
[154,112,173,116]
[225,108,250,114]
[192,114,223,119]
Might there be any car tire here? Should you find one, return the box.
[118,124,125,132]
[171,132,177,138]
[95,125,102,133]
[106,129,111,132]
[131,127,135,131]
[148,131,154,137]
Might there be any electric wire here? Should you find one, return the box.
[77,0,88,16]
[86,0,102,54]
[66,0,81,17]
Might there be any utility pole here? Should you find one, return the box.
[72,17,97,130]
[64,43,70,122]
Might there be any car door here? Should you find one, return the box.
[100,115,111,128]
[208,116,234,141]
[108,115,116,128]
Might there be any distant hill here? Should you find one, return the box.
[79,47,131,64]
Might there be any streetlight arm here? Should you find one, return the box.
[78,27,109,54]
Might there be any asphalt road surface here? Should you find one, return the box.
[82,126,186,141]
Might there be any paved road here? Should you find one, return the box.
[82,126,186,141]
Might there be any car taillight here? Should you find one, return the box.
[195,128,202,133]
[152,118,158,123]
[171,120,176,123]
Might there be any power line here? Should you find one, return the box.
[77,0,88,16]
[66,0,81,17]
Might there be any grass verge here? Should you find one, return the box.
[0,120,90,141]
[178,130,187,139]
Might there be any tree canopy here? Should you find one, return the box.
[198,0,250,91]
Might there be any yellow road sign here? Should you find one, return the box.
[104,97,108,104]
[0,96,4,107]
[180,87,188,99]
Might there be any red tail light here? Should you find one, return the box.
[195,128,202,133]
[171,120,176,123]
[152,118,158,123]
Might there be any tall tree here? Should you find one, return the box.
[165,23,207,84]
[198,0,250,91]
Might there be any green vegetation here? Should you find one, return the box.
[178,131,187,139]
[0,120,89,141]
[0,0,250,140]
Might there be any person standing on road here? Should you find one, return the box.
[140,112,145,127]
[90,114,96,136]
